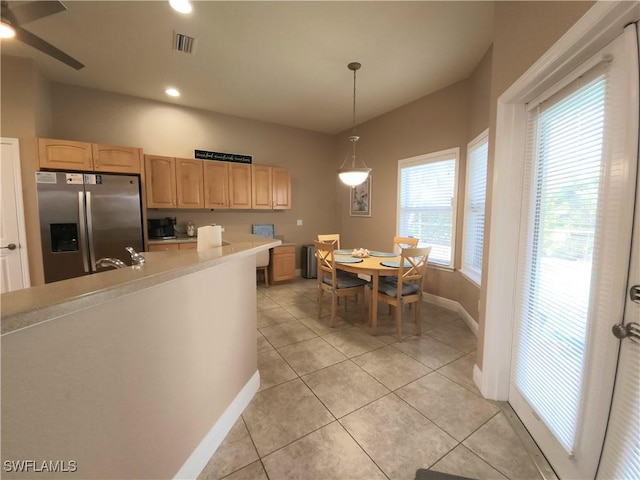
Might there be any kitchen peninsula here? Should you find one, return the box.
[1,233,280,480]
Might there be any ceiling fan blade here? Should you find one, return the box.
[14,25,84,70]
[1,1,19,26]
[5,1,66,26]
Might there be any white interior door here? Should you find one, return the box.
[509,26,638,479]
[1,137,30,292]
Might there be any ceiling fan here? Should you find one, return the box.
[1,0,84,70]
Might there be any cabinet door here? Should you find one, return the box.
[92,144,142,174]
[203,161,230,209]
[179,242,197,250]
[145,155,176,208]
[38,138,93,171]
[270,245,296,282]
[272,167,291,210]
[148,243,180,252]
[176,158,204,208]
[252,165,273,209]
[229,163,252,209]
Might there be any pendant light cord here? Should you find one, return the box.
[352,67,357,133]
[339,61,369,171]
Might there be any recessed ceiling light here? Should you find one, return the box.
[165,88,180,97]
[0,22,16,39]
[169,0,192,14]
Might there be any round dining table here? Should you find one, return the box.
[333,252,401,332]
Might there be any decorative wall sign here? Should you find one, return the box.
[350,176,371,217]
[194,150,253,164]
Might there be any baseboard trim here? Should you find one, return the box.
[423,293,479,337]
[473,363,483,394]
[173,370,260,480]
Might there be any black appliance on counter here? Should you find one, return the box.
[148,217,176,239]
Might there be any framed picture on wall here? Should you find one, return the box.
[349,176,372,217]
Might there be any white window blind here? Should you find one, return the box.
[512,70,607,454]
[462,132,488,284]
[398,149,458,267]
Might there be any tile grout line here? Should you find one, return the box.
[251,281,497,479]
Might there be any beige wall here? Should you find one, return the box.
[458,45,493,321]
[476,1,594,368]
[336,48,494,322]
[2,254,258,479]
[0,57,50,285]
[1,0,594,307]
[48,83,338,269]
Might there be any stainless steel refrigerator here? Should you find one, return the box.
[36,171,144,283]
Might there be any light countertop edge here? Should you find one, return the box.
[1,234,281,335]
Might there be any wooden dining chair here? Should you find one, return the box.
[393,236,419,253]
[314,240,367,327]
[317,234,341,249]
[373,246,431,341]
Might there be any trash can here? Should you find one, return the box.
[301,244,317,278]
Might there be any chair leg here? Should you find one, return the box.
[331,294,338,327]
[415,300,422,337]
[264,267,269,288]
[395,301,403,342]
[318,287,324,319]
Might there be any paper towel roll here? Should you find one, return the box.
[197,225,222,251]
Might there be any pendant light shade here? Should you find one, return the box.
[338,62,371,187]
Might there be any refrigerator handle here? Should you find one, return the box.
[86,191,97,271]
[78,192,90,273]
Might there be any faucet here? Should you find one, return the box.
[126,246,146,266]
[96,247,146,270]
[95,257,127,269]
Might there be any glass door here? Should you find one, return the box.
[509,26,638,479]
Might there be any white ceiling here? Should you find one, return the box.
[1,1,494,134]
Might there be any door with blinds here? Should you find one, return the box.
[509,25,639,479]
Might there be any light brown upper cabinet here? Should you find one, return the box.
[92,144,142,174]
[204,161,230,209]
[229,163,252,209]
[252,165,273,209]
[272,167,292,210]
[251,165,292,210]
[38,138,93,171]
[145,155,177,208]
[176,158,205,209]
[38,138,142,174]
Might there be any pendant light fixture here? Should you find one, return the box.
[338,62,371,187]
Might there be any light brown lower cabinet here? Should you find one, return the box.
[270,245,296,282]
[148,242,196,252]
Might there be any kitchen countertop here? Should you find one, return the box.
[1,233,280,335]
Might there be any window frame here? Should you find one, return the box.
[396,147,460,270]
[461,129,489,286]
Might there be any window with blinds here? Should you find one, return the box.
[462,131,488,284]
[512,69,607,455]
[397,149,458,267]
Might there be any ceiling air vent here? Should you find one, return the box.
[173,32,195,54]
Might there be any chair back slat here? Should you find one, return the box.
[317,234,341,249]
[397,246,431,292]
[314,240,337,286]
[393,236,419,253]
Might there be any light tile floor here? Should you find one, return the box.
[199,278,543,480]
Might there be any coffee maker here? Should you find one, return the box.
[148,217,176,239]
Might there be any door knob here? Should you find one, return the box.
[0,243,16,250]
